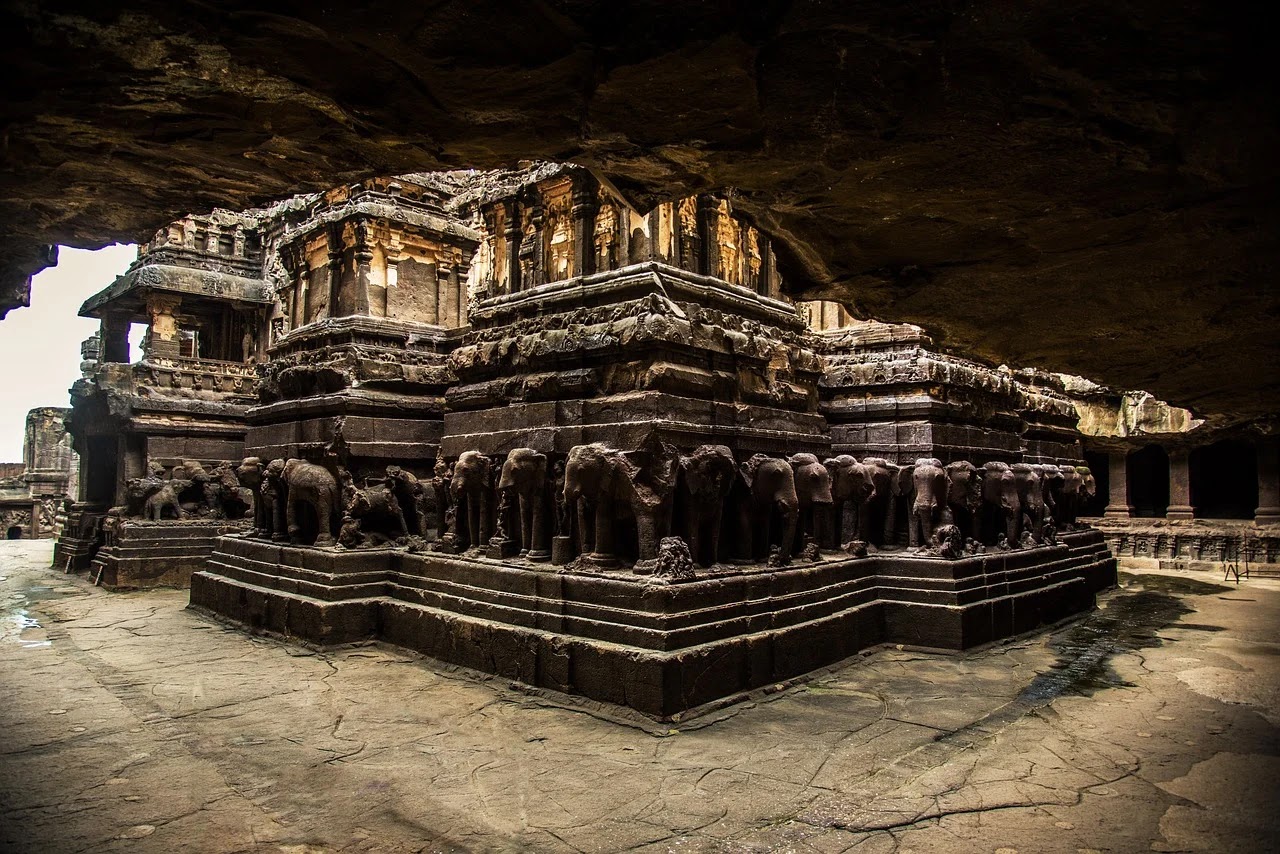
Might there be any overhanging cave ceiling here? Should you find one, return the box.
[0,1,1275,428]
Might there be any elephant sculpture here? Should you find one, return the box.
[981,461,1020,546]
[678,445,736,567]
[738,454,799,565]
[860,457,900,546]
[907,458,947,548]
[944,460,982,541]
[125,477,187,522]
[824,455,876,547]
[450,451,493,551]
[1011,463,1044,544]
[385,465,425,536]
[789,453,833,553]
[1035,464,1064,528]
[563,440,679,568]
[1054,464,1083,527]
[498,448,550,560]
[273,458,341,547]
[236,457,272,537]
[211,462,253,520]
[430,456,452,539]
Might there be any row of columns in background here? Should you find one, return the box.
[1102,439,1280,525]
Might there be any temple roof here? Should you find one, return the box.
[79,263,272,318]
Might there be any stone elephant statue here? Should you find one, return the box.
[678,444,736,567]
[125,477,187,522]
[789,453,833,553]
[385,465,425,537]
[450,451,493,551]
[563,441,679,568]
[737,454,799,565]
[1035,464,1064,529]
[1012,463,1045,544]
[907,458,947,549]
[944,460,982,541]
[236,457,271,537]
[824,455,876,547]
[498,448,550,560]
[860,457,901,547]
[981,461,1020,546]
[271,458,341,547]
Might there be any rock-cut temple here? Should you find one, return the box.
[55,164,1131,719]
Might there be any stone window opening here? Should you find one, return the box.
[178,328,199,358]
[6,525,22,539]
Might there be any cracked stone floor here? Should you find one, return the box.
[1,540,1277,853]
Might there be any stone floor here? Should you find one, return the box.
[1,540,1276,854]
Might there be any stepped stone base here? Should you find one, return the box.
[91,519,250,590]
[191,531,1116,720]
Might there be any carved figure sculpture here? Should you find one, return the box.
[789,453,834,552]
[175,460,221,517]
[981,461,1020,546]
[654,536,695,580]
[498,448,550,560]
[345,480,408,544]
[678,444,736,567]
[1012,463,1045,544]
[908,458,947,548]
[824,455,876,546]
[211,462,252,520]
[563,441,679,567]
[944,460,982,541]
[277,458,341,547]
[1035,464,1063,530]
[738,454,799,565]
[236,458,271,536]
[931,523,964,559]
[450,451,493,551]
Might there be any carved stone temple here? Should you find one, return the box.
[0,408,77,541]
[56,164,1131,718]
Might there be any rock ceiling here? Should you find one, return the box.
[1,1,1275,429]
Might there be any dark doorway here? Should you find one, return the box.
[1129,445,1169,518]
[6,526,22,539]
[1191,440,1258,519]
[84,435,118,505]
[1082,451,1109,516]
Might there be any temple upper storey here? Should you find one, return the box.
[465,166,782,302]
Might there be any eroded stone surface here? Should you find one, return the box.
[2,540,1278,851]
[2,3,1276,427]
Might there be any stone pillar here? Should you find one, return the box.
[759,234,774,296]
[98,311,131,364]
[1103,451,1133,519]
[351,218,373,316]
[437,259,456,328]
[504,201,522,293]
[1166,450,1194,520]
[529,200,545,288]
[30,500,41,539]
[453,253,469,326]
[572,184,597,278]
[696,195,719,277]
[1256,439,1280,526]
[326,224,344,318]
[144,294,182,359]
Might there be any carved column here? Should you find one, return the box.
[572,184,597,277]
[1255,439,1280,526]
[437,259,454,328]
[144,294,182,359]
[326,224,344,319]
[696,194,719,277]
[1166,450,1195,520]
[351,218,373,316]
[98,311,131,364]
[504,200,522,293]
[453,252,469,326]
[1103,451,1134,519]
[523,196,544,288]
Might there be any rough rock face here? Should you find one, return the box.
[1,1,1276,427]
